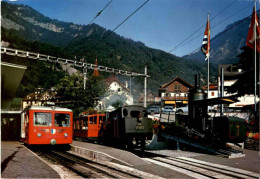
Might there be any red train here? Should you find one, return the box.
[21,106,73,145]
[73,113,106,139]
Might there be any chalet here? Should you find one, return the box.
[159,77,193,107]
[22,88,57,109]
[98,76,133,110]
[138,91,161,106]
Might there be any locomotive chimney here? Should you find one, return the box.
[194,74,200,88]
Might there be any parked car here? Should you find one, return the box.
[176,105,188,114]
[147,106,160,114]
[163,106,175,113]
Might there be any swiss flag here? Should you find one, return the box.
[246,5,260,52]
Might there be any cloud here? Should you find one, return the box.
[7,0,18,1]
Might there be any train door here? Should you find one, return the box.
[98,114,105,130]
[88,115,99,137]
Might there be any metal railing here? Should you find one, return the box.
[1,47,149,77]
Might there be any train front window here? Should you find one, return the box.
[34,112,52,126]
[130,111,140,118]
[54,113,70,127]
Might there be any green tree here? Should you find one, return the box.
[57,73,107,116]
[228,46,259,96]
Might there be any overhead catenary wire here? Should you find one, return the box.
[183,14,252,58]
[175,2,253,54]
[88,0,113,25]
[93,0,150,48]
[168,0,250,54]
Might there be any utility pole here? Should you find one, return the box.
[220,67,224,116]
[144,64,148,108]
[83,67,87,90]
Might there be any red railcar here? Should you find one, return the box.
[21,106,73,145]
[73,113,106,139]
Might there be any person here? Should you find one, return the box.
[62,121,66,127]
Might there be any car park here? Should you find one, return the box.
[176,105,188,114]
[147,106,160,114]
[163,106,175,113]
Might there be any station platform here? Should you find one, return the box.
[1,141,60,178]
[70,140,192,178]
[71,140,149,166]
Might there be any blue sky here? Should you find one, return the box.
[7,0,256,57]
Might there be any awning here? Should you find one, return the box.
[165,101,176,104]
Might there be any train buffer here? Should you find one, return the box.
[161,133,245,159]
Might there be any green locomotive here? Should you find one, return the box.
[173,75,246,146]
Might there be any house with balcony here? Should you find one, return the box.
[159,77,193,107]
[138,91,161,106]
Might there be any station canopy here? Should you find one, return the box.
[1,62,27,109]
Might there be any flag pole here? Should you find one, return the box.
[254,0,257,112]
[207,13,210,101]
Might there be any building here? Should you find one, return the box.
[99,76,133,110]
[138,91,161,106]
[218,64,259,108]
[202,83,218,99]
[22,88,57,109]
[159,77,193,107]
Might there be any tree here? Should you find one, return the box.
[227,46,259,96]
[57,73,107,115]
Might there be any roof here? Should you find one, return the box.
[160,76,193,90]
[24,106,72,112]
[201,83,218,90]
[105,76,130,92]
[2,62,27,108]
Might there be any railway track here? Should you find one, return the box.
[144,156,259,179]
[37,149,161,178]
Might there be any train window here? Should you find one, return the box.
[83,120,88,130]
[78,121,82,130]
[94,116,97,124]
[123,109,128,117]
[130,111,140,118]
[77,121,80,130]
[100,116,105,123]
[54,113,70,127]
[89,117,93,124]
[34,112,52,126]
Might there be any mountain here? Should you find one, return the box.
[184,16,251,64]
[1,2,213,98]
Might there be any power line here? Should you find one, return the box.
[175,2,253,53]
[88,0,113,25]
[183,14,251,58]
[93,0,150,48]
[168,0,247,54]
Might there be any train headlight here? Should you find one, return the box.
[37,133,42,137]
[64,133,68,137]
[50,139,56,145]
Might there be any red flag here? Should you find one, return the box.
[201,17,210,61]
[246,5,260,52]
